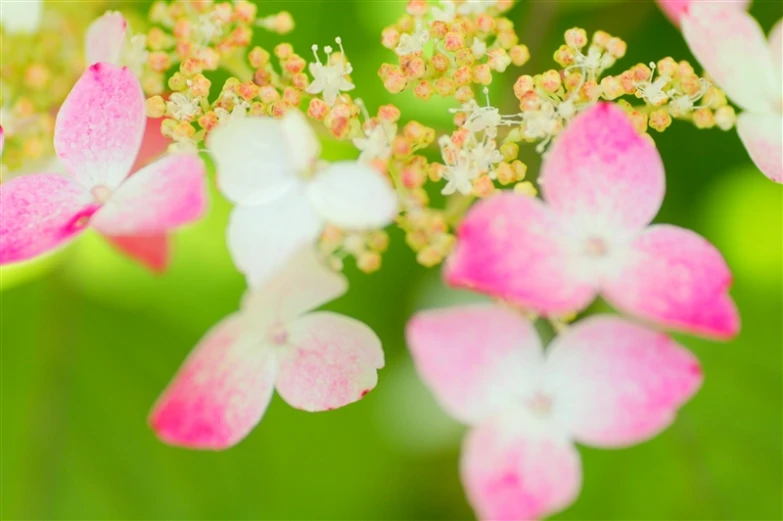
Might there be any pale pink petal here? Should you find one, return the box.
[85,11,127,65]
[445,193,597,316]
[656,0,749,26]
[540,103,665,237]
[682,4,779,113]
[149,315,277,450]
[306,161,398,230]
[275,311,384,412]
[461,416,582,521]
[227,186,322,287]
[545,315,703,448]
[102,233,170,273]
[0,174,94,265]
[406,304,544,424]
[54,63,145,190]
[130,117,171,173]
[736,112,783,183]
[280,109,321,173]
[603,225,739,339]
[770,20,783,76]
[91,153,207,236]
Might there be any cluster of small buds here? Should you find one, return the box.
[319,226,391,274]
[379,0,529,102]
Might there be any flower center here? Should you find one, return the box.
[585,236,609,257]
[267,322,289,346]
[528,393,553,418]
[91,185,112,204]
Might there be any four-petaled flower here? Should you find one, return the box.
[306,38,355,106]
[150,247,385,450]
[0,63,207,270]
[407,304,702,520]
[445,103,740,339]
[682,4,782,183]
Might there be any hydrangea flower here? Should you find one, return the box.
[445,103,739,339]
[306,38,355,106]
[207,109,398,287]
[0,63,207,268]
[0,0,42,33]
[681,4,782,183]
[150,247,385,450]
[656,0,749,26]
[407,304,703,520]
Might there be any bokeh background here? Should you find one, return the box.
[2,1,782,519]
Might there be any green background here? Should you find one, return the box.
[2,1,781,519]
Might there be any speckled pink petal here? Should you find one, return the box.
[736,113,783,183]
[85,11,127,65]
[91,153,207,236]
[540,103,665,237]
[406,304,544,424]
[545,315,703,448]
[461,415,582,521]
[149,315,277,450]
[445,193,597,316]
[682,4,779,113]
[54,63,145,190]
[275,311,384,412]
[0,174,94,265]
[656,0,749,26]
[603,225,739,340]
[102,233,170,273]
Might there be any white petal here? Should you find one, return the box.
[736,112,783,183]
[85,11,127,66]
[0,0,42,33]
[280,110,321,173]
[770,19,783,78]
[307,161,398,230]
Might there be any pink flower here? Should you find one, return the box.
[0,63,207,268]
[656,0,749,26]
[149,248,385,450]
[681,4,782,183]
[407,304,703,520]
[445,103,739,339]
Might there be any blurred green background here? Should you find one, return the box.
[2,1,782,519]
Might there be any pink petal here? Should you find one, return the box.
[603,225,740,339]
[149,315,277,450]
[682,4,779,113]
[461,416,582,521]
[275,311,384,412]
[0,174,94,265]
[130,117,171,174]
[656,0,749,26]
[444,193,597,316]
[406,304,544,424]
[545,315,703,448]
[102,233,170,273]
[540,103,665,237]
[736,113,783,183]
[85,11,127,66]
[54,63,145,190]
[91,153,207,236]
[0,125,5,155]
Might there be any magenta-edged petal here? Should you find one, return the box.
[461,416,582,521]
[736,113,783,184]
[603,225,739,340]
[445,193,597,316]
[540,103,665,236]
[275,311,384,412]
[545,315,703,448]
[682,4,779,113]
[149,315,277,450]
[85,11,127,66]
[406,304,544,424]
[54,63,145,190]
[0,174,94,265]
[91,153,207,236]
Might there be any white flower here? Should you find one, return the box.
[635,63,671,106]
[457,0,493,16]
[470,140,503,173]
[166,93,200,121]
[0,0,42,33]
[353,122,395,162]
[208,110,399,286]
[396,23,430,56]
[470,37,487,59]
[306,37,355,106]
[441,152,478,196]
[431,0,456,23]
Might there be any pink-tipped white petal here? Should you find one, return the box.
[227,186,322,287]
[207,117,299,205]
[54,63,145,190]
[656,0,749,26]
[85,11,127,65]
[102,233,170,273]
[736,112,783,183]
[682,4,779,113]
[545,315,703,448]
[603,225,739,340]
[307,161,398,230]
[445,193,597,316]
[0,174,94,265]
[91,153,207,236]
[275,311,384,412]
[0,0,42,33]
[540,103,665,237]
[407,304,545,425]
[149,315,277,450]
[280,110,321,173]
[461,416,582,521]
